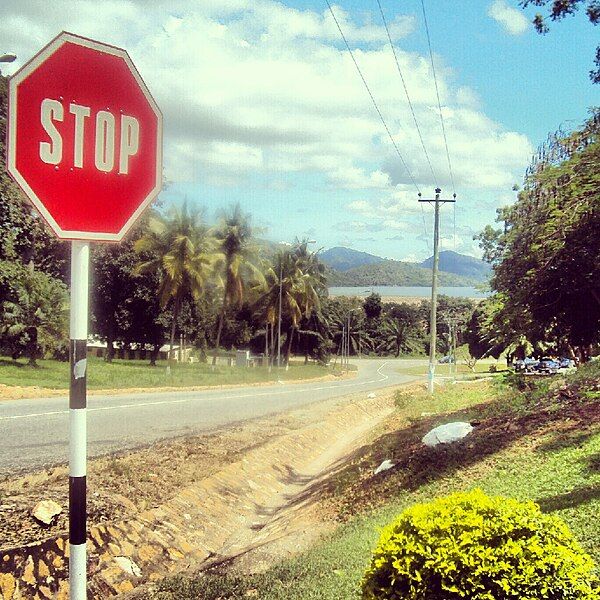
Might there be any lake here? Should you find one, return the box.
[328,286,488,299]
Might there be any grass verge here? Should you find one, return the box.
[0,356,340,392]
[397,361,509,376]
[145,362,600,599]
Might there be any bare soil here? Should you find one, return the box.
[0,417,295,550]
[0,380,369,553]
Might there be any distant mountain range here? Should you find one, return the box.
[420,250,491,281]
[319,247,384,272]
[320,246,490,287]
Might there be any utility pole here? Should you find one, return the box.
[419,188,456,394]
[446,318,457,381]
[277,261,283,369]
[452,320,458,379]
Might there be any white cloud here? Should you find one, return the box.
[400,253,421,263]
[488,0,529,35]
[3,0,533,245]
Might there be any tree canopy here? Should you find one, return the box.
[476,109,600,358]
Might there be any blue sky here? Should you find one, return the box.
[3,0,598,261]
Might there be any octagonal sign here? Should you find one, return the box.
[7,32,162,241]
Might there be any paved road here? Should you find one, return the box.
[0,359,424,474]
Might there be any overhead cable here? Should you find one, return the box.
[420,0,456,194]
[325,0,421,194]
[376,0,438,186]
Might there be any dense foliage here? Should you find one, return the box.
[475,110,599,360]
[362,488,599,599]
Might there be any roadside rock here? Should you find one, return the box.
[374,459,394,475]
[115,556,142,577]
[32,500,62,526]
[422,422,473,447]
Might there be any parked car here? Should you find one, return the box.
[558,357,576,369]
[515,357,539,373]
[438,355,455,364]
[536,357,560,374]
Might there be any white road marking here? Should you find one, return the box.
[0,362,392,422]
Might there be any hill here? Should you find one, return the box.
[420,250,491,281]
[319,247,384,272]
[325,259,478,287]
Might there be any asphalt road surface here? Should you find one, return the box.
[0,359,424,474]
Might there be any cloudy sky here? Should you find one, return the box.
[2,0,597,261]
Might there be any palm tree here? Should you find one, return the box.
[325,306,371,361]
[288,238,327,364]
[135,203,212,361]
[255,241,327,367]
[255,249,304,367]
[212,204,264,365]
[2,267,68,366]
[377,318,421,357]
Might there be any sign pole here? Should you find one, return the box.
[69,240,89,599]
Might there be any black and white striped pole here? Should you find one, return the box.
[69,240,89,598]
[6,32,162,597]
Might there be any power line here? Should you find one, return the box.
[420,0,456,194]
[325,0,421,195]
[376,0,438,186]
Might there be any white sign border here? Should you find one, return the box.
[7,31,163,242]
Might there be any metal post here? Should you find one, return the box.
[341,325,345,370]
[69,241,89,599]
[277,262,282,369]
[347,315,351,371]
[265,321,269,372]
[452,321,457,380]
[345,325,348,371]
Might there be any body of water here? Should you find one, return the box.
[328,286,488,299]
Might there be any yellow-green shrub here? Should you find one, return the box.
[362,489,599,599]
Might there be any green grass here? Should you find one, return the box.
[146,364,600,599]
[398,361,509,377]
[0,356,339,391]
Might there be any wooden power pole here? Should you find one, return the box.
[419,188,456,394]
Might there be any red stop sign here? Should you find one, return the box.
[7,32,162,241]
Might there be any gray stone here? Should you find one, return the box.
[32,500,62,525]
[422,422,473,447]
[374,459,394,475]
[115,556,142,577]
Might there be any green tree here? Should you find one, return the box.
[0,264,68,365]
[379,302,424,356]
[477,111,600,359]
[520,0,600,83]
[363,292,383,320]
[376,317,421,357]
[212,204,264,365]
[91,241,138,361]
[135,203,213,360]
[321,296,368,359]
[255,241,326,366]
[0,75,68,280]
[284,240,327,364]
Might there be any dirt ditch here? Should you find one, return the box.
[0,383,405,598]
